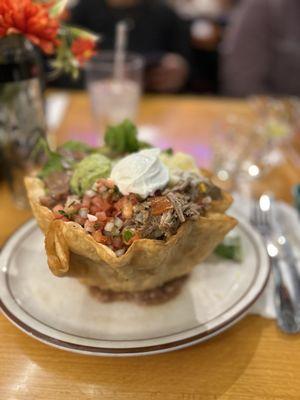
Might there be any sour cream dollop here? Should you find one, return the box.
[111,148,169,198]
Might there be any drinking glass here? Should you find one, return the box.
[85,51,144,135]
[211,114,265,191]
[211,97,300,197]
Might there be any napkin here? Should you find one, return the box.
[231,194,300,319]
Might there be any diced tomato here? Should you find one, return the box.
[105,179,115,189]
[114,197,126,212]
[95,211,107,222]
[112,236,123,250]
[92,230,109,244]
[105,208,115,217]
[84,220,95,233]
[53,204,64,213]
[91,196,111,211]
[114,197,134,219]
[52,204,65,219]
[150,196,173,216]
[82,196,91,208]
[89,205,99,214]
[97,178,115,189]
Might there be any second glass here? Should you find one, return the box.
[85,51,144,135]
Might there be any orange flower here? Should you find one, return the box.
[71,38,96,65]
[0,0,59,54]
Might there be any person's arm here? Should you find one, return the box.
[220,0,272,97]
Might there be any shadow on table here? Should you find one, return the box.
[15,315,277,398]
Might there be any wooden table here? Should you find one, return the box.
[1,93,300,400]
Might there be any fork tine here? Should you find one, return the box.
[255,202,261,227]
[250,200,258,226]
[259,204,266,226]
[253,199,271,236]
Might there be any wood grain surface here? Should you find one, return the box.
[0,93,300,400]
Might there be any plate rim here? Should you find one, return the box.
[0,216,270,356]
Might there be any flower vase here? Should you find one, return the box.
[0,35,46,208]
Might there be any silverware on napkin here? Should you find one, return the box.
[251,194,300,334]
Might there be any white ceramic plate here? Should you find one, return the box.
[0,214,269,356]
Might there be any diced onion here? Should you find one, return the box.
[79,208,88,218]
[65,195,80,208]
[104,221,114,232]
[87,213,97,222]
[115,249,125,257]
[85,190,96,197]
[114,217,123,228]
[84,221,94,232]
[112,227,120,236]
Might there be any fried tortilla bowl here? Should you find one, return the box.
[25,175,237,293]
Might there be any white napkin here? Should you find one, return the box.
[231,194,300,319]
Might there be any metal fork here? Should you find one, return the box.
[251,197,300,333]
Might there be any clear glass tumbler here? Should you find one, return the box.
[85,51,144,135]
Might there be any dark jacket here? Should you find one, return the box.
[70,0,190,61]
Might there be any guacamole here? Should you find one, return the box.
[70,153,111,195]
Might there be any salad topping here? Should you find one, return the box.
[111,148,169,198]
[36,121,223,256]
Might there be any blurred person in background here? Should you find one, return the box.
[221,0,300,97]
[167,0,237,93]
[68,0,190,93]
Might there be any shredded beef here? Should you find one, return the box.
[123,171,222,240]
[41,171,71,207]
[40,195,58,208]
[89,275,188,305]
[166,192,186,223]
[44,171,71,198]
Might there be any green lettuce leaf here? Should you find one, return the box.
[104,120,151,154]
[32,138,64,179]
[60,140,93,153]
[214,236,243,262]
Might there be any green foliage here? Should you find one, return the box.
[162,148,174,156]
[49,0,68,17]
[60,140,92,153]
[104,120,151,155]
[32,138,63,178]
[105,120,139,154]
[214,236,243,262]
